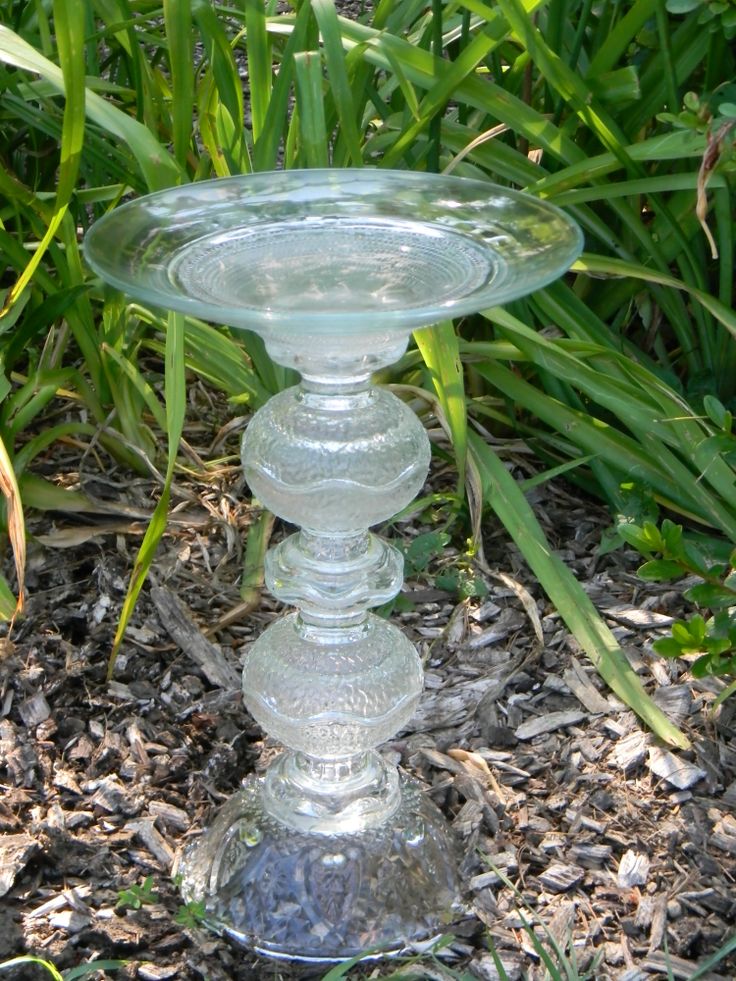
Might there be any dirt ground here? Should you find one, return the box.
[1,390,735,981]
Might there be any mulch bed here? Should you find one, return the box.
[1,393,735,981]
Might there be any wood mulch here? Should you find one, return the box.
[1,388,735,981]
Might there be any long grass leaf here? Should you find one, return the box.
[254,3,313,171]
[312,0,363,166]
[245,0,271,142]
[414,321,467,491]
[163,0,194,169]
[0,25,182,190]
[0,432,25,621]
[473,357,736,536]
[294,51,329,167]
[108,311,185,677]
[467,430,690,748]
[0,957,63,981]
[574,254,736,340]
[193,0,248,172]
[1,0,86,316]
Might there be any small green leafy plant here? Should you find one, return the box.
[115,875,160,911]
[174,899,208,929]
[618,516,736,704]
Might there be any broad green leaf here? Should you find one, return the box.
[652,637,686,658]
[684,584,736,609]
[636,559,684,581]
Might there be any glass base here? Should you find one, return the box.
[179,772,462,961]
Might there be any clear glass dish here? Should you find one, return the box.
[83,168,582,337]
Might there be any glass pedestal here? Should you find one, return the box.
[84,168,581,961]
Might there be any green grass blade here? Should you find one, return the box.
[100,343,167,433]
[475,361,736,541]
[686,932,736,980]
[245,0,271,142]
[574,254,736,340]
[254,3,313,171]
[0,430,26,622]
[1,0,86,316]
[0,957,63,980]
[496,0,633,162]
[193,0,248,173]
[0,24,182,189]
[163,0,194,169]
[312,0,363,166]
[108,310,185,678]
[294,51,329,167]
[588,0,657,74]
[414,321,467,492]
[467,430,690,749]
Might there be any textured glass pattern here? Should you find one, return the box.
[242,612,424,758]
[169,217,496,313]
[241,386,431,532]
[179,777,461,961]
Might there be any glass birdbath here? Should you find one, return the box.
[84,169,582,962]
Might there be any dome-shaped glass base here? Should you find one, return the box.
[179,774,462,962]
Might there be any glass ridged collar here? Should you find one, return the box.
[83,168,583,336]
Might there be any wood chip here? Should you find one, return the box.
[568,842,612,867]
[151,585,240,691]
[617,849,650,888]
[711,813,736,855]
[604,605,675,629]
[563,656,614,714]
[634,895,654,928]
[138,965,179,980]
[18,693,51,728]
[89,776,129,814]
[647,895,667,954]
[469,953,522,981]
[515,709,586,741]
[647,746,706,790]
[27,886,93,919]
[126,818,175,869]
[641,950,730,980]
[53,767,83,795]
[148,800,190,831]
[411,675,498,730]
[538,862,584,892]
[469,851,518,889]
[48,910,91,934]
[652,684,692,723]
[564,809,606,834]
[0,833,39,897]
[610,730,651,772]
